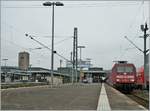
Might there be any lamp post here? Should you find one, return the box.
[43,2,64,87]
[77,46,85,82]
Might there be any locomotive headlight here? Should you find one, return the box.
[130,79,134,82]
[116,79,120,82]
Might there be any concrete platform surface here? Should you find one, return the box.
[105,84,148,110]
[1,83,101,110]
[97,83,111,111]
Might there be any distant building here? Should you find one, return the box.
[1,66,69,83]
[18,51,29,70]
[82,67,106,83]
[1,66,30,83]
[57,67,72,74]
[57,67,80,78]
[66,60,92,68]
[88,67,103,71]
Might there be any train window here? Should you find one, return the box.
[125,67,133,72]
[117,66,124,73]
[117,66,133,73]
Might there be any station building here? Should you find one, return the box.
[1,66,70,84]
[82,67,107,83]
[57,67,107,83]
[1,51,107,84]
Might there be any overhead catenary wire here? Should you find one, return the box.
[120,1,148,60]
[123,1,147,45]
[1,37,28,51]
[55,36,73,45]
[1,2,141,8]
[1,38,51,68]
[1,23,53,60]
[1,21,27,37]
[28,35,73,49]
[26,34,72,63]
[30,34,73,43]
[2,1,148,69]
[124,36,143,53]
[125,1,144,34]
[2,21,73,55]
[1,37,50,58]
[32,35,72,38]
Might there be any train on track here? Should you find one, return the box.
[136,67,144,89]
[136,66,149,90]
[107,61,136,91]
[107,60,149,92]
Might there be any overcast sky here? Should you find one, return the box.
[1,1,150,70]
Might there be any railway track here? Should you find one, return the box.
[126,93,149,109]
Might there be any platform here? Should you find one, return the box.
[104,83,148,111]
[1,83,101,110]
[97,83,111,111]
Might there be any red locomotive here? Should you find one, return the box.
[136,66,144,89]
[108,61,136,91]
[136,66,149,90]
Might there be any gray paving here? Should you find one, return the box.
[1,83,101,110]
[105,84,147,110]
[97,83,111,111]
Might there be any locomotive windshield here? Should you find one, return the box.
[117,66,133,73]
